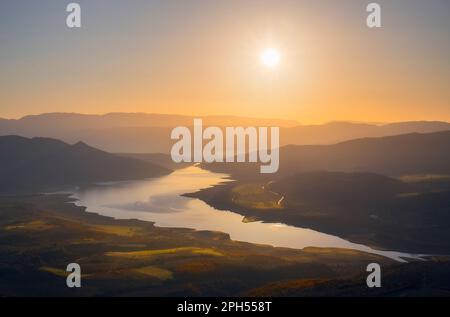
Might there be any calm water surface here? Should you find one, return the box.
[71,166,424,262]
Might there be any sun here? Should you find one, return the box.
[260,48,281,68]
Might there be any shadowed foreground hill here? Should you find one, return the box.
[271,172,408,209]
[203,130,450,180]
[188,171,450,253]
[1,193,448,296]
[0,136,171,193]
[246,257,450,297]
[279,130,450,176]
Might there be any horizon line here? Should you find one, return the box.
[1,111,450,126]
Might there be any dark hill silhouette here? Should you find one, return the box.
[190,169,450,253]
[203,130,450,179]
[280,130,450,176]
[0,136,171,193]
[271,172,408,209]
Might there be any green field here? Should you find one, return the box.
[0,194,397,296]
[231,183,283,210]
[1,194,449,296]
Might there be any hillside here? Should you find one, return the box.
[0,136,171,193]
[0,194,395,296]
[189,171,450,253]
[203,130,450,180]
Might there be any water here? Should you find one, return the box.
[71,166,424,262]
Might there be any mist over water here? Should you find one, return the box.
[72,166,423,262]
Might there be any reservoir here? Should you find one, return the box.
[72,166,423,262]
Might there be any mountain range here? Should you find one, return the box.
[1,113,449,153]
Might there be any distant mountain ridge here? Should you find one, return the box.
[0,113,449,153]
[0,135,171,193]
[282,121,450,145]
[0,112,300,130]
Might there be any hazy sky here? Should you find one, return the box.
[1,0,449,123]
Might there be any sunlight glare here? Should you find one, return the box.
[260,48,281,68]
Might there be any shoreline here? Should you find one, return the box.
[185,182,448,256]
[67,165,423,262]
[0,193,407,296]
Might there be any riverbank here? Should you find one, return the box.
[0,193,394,296]
[186,181,450,255]
[72,166,422,261]
[1,194,450,296]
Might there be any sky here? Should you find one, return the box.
[0,0,449,124]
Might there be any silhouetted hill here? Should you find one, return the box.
[0,136,171,193]
[271,172,408,209]
[280,130,450,176]
[190,169,450,253]
[246,257,450,297]
[203,130,450,179]
[0,113,448,153]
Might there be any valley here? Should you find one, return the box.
[188,172,450,254]
[0,118,449,297]
[0,194,398,296]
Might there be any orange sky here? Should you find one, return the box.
[1,1,449,124]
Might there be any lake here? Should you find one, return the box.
[71,165,423,262]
